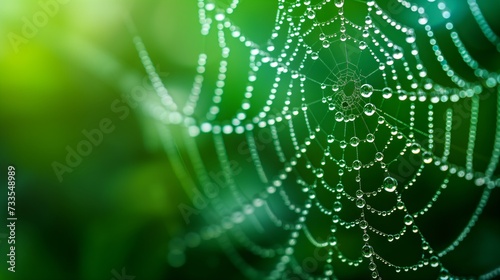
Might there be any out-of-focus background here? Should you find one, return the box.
[0,0,206,279]
[0,0,500,280]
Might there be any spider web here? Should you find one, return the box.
[132,0,500,279]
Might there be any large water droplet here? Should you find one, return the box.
[359,220,368,229]
[359,41,367,50]
[316,168,324,178]
[334,0,344,8]
[386,56,394,66]
[364,103,376,116]
[307,10,316,19]
[361,244,373,258]
[365,16,372,25]
[356,198,366,208]
[439,268,450,280]
[333,201,342,212]
[404,214,414,225]
[352,160,362,170]
[423,152,433,164]
[350,136,360,147]
[366,133,375,143]
[382,87,393,99]
[406,29,416,43]
[430,256,440,268]
[383,176,398,192]
[418,14,429,25]
[393,46,403,60]
[411,143,421,154]
[360,84,373,98]
[335,111,344,122]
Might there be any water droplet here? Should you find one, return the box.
[353,160,362,170]
[336,183,344,192]
[383,176,398,192]
[366,133,375,143]
[332,84,339,92]
[360,84,373,98]
[397,201,404,210]
[359,220,368,229]
[406,29,416,44]
[334,0,344,8]
[339,140,347,149]
[362,244,373,258]
[375,152,384,161]
[404,214,414,225]
[393,46,403,60]
[328,103,335,111]
[359,41,367,50]
[307,10,316,19]
[423,152,433,164]
[365,16,372,25]
[418,14,429,25]
[316,168,324,178]
[340,34,347,41]
[356,198,366,208]
[356,189,363,198]
[364,103,376,116]
[387,234,394,242]
[335,111,344,122]
[382,87,393,99]
[391,126,398,135]
[301,103,308,111]
[327,134,335,143]
[319,33,326,41]
[411,143,421,154]
[350,136,360,147]
[324,263,334,276]
[439,268,450,280]
[430,256,439,267]
[322,40,330,48]
[311,52,319,60]
[333,201,342,212]
[386,56,394,66]
[363,233,370,241]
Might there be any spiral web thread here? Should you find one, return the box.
[133,0,500,279]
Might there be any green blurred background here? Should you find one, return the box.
[0,0,500,280]
[0,0,205,279]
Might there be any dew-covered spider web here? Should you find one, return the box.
[131,0,500,279]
